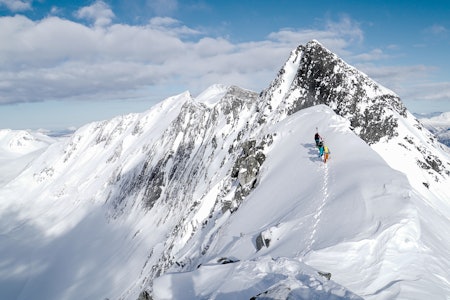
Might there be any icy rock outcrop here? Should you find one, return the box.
[256,231,271,251]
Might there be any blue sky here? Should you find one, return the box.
[1,0,449,131]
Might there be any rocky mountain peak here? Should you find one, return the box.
[261,39,407,144]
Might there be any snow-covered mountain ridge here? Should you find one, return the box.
[257,40,449,198]
[0,129,56,157]
[0,41,449,300]
[0,129,59,187]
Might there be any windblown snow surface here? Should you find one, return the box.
[1,42,450,300]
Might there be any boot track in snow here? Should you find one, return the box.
[303,162,329,256]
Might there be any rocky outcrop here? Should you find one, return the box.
[230,134,273,209]
[137,291,152,300]
[318,271,332,281]
[256,231,271,251]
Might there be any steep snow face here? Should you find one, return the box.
[372,110,450,204]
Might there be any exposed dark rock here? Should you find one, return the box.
[425,155,442,173]
[256,232,271,251]
[142,159,165,209]
[137,290,152,300]
[318,271,332,280]
[229,137,269,209]
[217,257,240,264]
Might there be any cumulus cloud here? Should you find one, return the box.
[354,62,450,111]
[0,10,447,113]
[355,64,432,91]
[75,0,114,27]
[0,12,292,104]
[149,16,202,36]
[353,48,389,61]
[406,82,450,102]
[0,0,31,12]
[267,15,363,57]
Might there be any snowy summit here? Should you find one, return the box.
[0,40,449,300]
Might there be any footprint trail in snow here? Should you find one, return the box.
[303,162,329,256]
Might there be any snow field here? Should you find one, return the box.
[151,105,446,299]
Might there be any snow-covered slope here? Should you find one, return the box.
[0,129,57,186]
[1,40,449,300]
[0,129,56,158]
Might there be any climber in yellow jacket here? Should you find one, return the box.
[323,145,330,163]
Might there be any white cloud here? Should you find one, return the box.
[267,15,363,57]
[0,14,290,104]
[325,15,364,44]
[0,0,31,12]
[353,63,450,111]
[407,82,450,102]
[149,16,201,36]
[0,11,447,114]
[353,48,389,61]
[75,1,114,27]
[50,6,62,15]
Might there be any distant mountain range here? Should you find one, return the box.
[416,112,450,147]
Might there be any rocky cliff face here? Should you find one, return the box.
[258,40,407,145]
[97,85,276,281]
